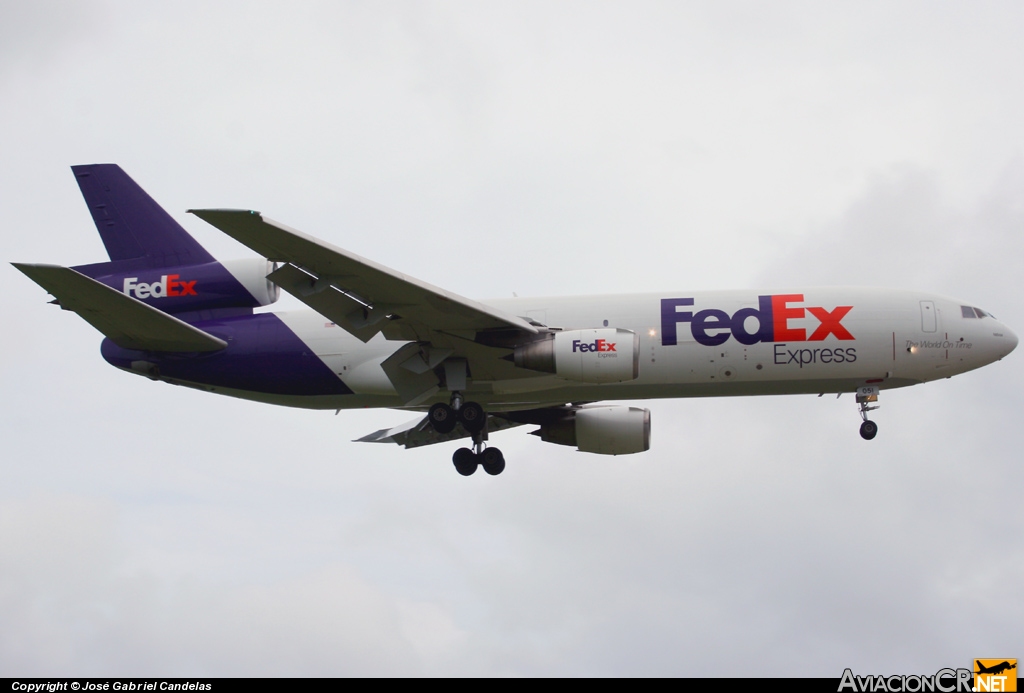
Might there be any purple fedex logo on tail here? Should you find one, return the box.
[661,294,855,347]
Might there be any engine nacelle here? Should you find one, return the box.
[514,328,639,383]
[536,406,651,455]
[221,258,280,307]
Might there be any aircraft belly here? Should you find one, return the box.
[154,376,392,409]
[475,377,923,407]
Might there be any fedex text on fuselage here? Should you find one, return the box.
[661,294,855,347]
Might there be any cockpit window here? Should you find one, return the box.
[963,306,997,319]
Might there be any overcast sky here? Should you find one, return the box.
[2,1,1022,677]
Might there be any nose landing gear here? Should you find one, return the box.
[856,385,880,440]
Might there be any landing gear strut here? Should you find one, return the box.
[856,385,880,440]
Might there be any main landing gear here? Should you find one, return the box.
[427,400,484,435]
[856,385,880,440]
[428,397,505,476]
[453,445,505,477]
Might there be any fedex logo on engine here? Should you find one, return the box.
[573,339,617,353]
[660,294,854,347]
[123,275,197,300]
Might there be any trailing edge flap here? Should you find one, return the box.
[187,209,540,342]
[355,414,524,449]
[12,263,227,353]
[266,262,389,342]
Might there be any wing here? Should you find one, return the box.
[188,210,539,342]
[12,263,227,353]
[189,209,549,404]
[356,413,524,449]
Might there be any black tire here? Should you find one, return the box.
[453,447,478,476]
[481,447,505,476]
[860,420,878,440]
[458,401,486,433]
[429,402,457,434]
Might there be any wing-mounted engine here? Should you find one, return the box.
[530,405,651,455]
[513,328,640,383]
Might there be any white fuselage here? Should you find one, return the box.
[251,287,1017,411]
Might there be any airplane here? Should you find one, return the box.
[13,164,1018,476]
[975,661,1016,676]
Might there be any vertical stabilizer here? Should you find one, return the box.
[71,164,215,269]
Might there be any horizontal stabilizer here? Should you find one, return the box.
[356,414,523,449]
[12,263,227,353]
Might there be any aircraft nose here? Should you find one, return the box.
[1002,325,1018,358]
[989,321,1018,360]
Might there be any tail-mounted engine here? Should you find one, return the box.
[78,258,279,314]
[514,328,639,383]
[533,405,651,455]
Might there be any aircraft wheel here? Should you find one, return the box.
[458,401,486,433]
[859,420,878,440]
[480,447,505,476]
[453,447,478,476]
[429,402,457,434]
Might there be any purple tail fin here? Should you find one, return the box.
[71,164,215,269]
[66,164,279,319]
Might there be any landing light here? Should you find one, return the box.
[648,329,657,337]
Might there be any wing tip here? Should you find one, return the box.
[354,432,391,444]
